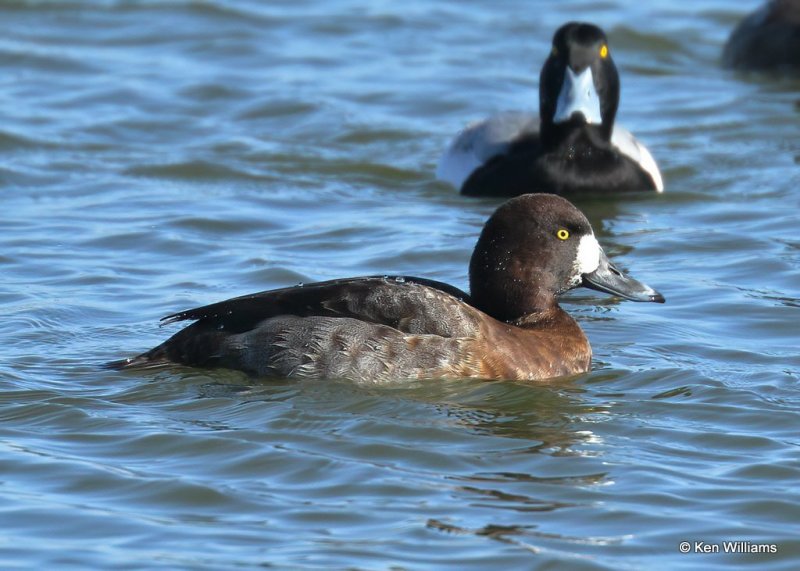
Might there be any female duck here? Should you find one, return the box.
[109,194,664,382]
[437,22,664,197]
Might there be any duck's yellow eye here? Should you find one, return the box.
[599,44,608,59]
[551,46,558,57]
[556,229,570,240]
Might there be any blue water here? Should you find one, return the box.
[1,1,799,569]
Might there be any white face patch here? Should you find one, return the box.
[554,67,602,125]
[575,233,601,277]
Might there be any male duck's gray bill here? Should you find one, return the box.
[554,66,603,124]
[583,249,665,303]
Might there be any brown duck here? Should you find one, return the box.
[108,194,664,382]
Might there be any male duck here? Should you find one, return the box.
[437,22,664,197]
[722,0,800,72]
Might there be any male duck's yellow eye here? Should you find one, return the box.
[557,229,570,240]
[599,44,609,59]
[551,46,558,57]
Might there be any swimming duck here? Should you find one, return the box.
[108,194,664,382]
[722,0,800,72]
[437,22,663,197]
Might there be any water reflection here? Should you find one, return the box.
[185,374,608,460]
[427,515,624,550]
[434,383,605,451]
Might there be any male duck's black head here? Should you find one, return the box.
[539,22,621,145]
[469,194,663,322]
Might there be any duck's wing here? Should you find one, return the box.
[160,275,479,338]
[610,125,664,192]
[437,112,663,193]
[108,276,490,376]
[436,111,541,190]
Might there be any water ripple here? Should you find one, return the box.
[2,0,800,569]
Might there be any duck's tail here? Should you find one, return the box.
[104,346,171,371]
[104,322,230,372]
